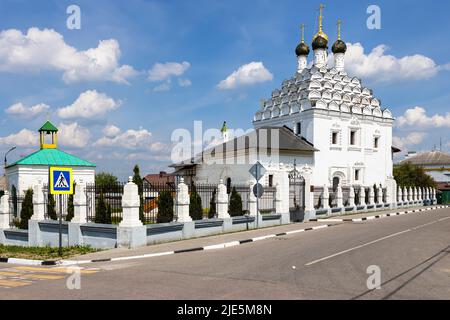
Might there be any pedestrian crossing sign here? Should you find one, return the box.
[49,167,74,195]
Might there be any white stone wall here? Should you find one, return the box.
[6,165,95,195]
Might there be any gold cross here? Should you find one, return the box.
[300,23,305,43]
[337,19,342,40]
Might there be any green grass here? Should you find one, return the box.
[0,245,100,261]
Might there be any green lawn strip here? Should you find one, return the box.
[0,245,100,261]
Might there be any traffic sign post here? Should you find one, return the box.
[249,162,266,228]
[49,167,74,256]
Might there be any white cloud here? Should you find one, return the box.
[396,106,450,128]
[343,43,440,82]
[178,78,192,87]
[5,102,49,118]
[153,80,172,92]
[218,62,273,90]
[393,132,427,149]
[102,125,121,138]
[0,129,37,147]
[93,127,152,150]
[0,28,137,84]
[148,61,190,82]
[58,122,91,148]
[57,90,121,119]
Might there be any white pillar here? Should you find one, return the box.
[217,179,230,219]
[408,187,413,202]
[432,188,437,203]
[322,185,330,209]
[274,183,284,214]
[397,186,403,204]
[348,185,355,207]
[424,187,429,201]
[175,177,192,223]
[403,187,408,203]
[377,185,383,204]
[119,177,143,227]
[0,192,10,229]
[413,187,417,202]
[248,182,257,217]
[31,183,45,221]
[72,182,87,224]
[359,186,366,206]
[336,185,343,208]
[368,186,375,205]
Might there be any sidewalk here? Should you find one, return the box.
[65,205,448,264]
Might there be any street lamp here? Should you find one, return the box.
[4,146,16,174]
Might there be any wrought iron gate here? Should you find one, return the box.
[289,161,305,222]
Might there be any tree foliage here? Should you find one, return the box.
[132,165,145,223]
[189,186,203,221]
[95,172,118,187]
[95,193,112,224]
[47,193,57,220]
[394,163,436,188]
[19,188,33,230]
[228,187,243,217]
[208,188,217,219]
[157,191,174,223]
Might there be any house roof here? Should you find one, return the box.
[172,126,317,167]
[400,151,450,166]
[6,148,96,168]
[144,172,175,185]
[0,176,6,191]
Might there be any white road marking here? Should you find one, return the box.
[305,216,450,267]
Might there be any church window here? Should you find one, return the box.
[355,169,360,181]
[350,130,357,146]
[332,132,339,145]
[374,137,380,149]
[296,123,302,135]
[269,175,274,187]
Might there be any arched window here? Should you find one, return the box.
[332,177,340,192]
[226,178,232,194]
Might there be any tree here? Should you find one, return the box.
[66,193,74,222]
[95,172,119,187]
[19,188,33,229]
[47,193,57,220]
[157,191,174,223]
[208,188,217,219]
[95,193,111,224]
[132,165,145,223]
[189,186,203,221]
[394,162,437,188]
[228,187,243,217]
[11,185,18,217]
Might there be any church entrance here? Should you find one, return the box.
[289,161,305,222]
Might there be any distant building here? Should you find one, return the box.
[144,171,175,187]
[400,150,450,204]
[5,121,96,195]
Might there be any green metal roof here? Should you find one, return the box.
[6,148,96,168]
[39,121,58,132]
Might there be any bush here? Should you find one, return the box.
[228,187,243,217]
[19,189,33,230]
[394,162,437,188]
[47,193,57,220]
[209,188,217,219]
[95,193,111,224]
[157,191,174,223]
[189,186,203,221]
[66,193,74,222]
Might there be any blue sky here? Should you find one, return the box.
[0,0,449,179]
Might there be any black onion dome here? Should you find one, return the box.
[332,39,347,54]
[312,35,328,50]
[295,42,310,56]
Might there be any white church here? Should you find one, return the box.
[172,6,400,219]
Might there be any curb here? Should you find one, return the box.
[310,205,449,223]
[0,257,57,266]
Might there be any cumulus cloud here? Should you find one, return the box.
[58,122,91,148]
[153,80,172,92]
[102,125,121,138]
[218,62,273,90]
[57,90,121,120]
[5,102,49,118]
[393,132,427,149]
[148,61,190,82]
[343,43,441,82]
[93,127,152,150]
[0,129,37,147]
[396,106,450,128]
[0,28,137,84]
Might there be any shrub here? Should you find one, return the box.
[66,193,74,222]
[189,186,203,221]
[157,191,174,223]
[95,193,111,224]
[228,187,243,217]
[209,188,217,219]
[19,188,33,230]
[47,193,57,220]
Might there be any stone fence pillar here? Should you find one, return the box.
[0,192,10,229]
[348,185,355,208]
[377,185,383,205]
[248,182,257,217]
[368,186,375,206]
[359,186,366,207]
[322,185,330,210]
[336,185,343,208]
[432,188,437,203]
[176,178,192,223]
[72,182,87,224]
[217,179,230,219]
[423,187,429,202]
[118,177,146,249]
[402,187,407,203]
[397,186,403,204]
[31,183,45,221]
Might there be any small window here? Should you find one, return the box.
[350,130,357,146]
[355,169,360,181]
[332,132,338,145]
[374,137,379,149]
[269,175,274,187]
[296,123,301,135]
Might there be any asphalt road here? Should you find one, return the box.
[1,207,449,300]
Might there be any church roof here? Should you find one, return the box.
[400,151,450,166]
[253,66,393,123]
[39,121,58,132]
[6,148,96,168]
